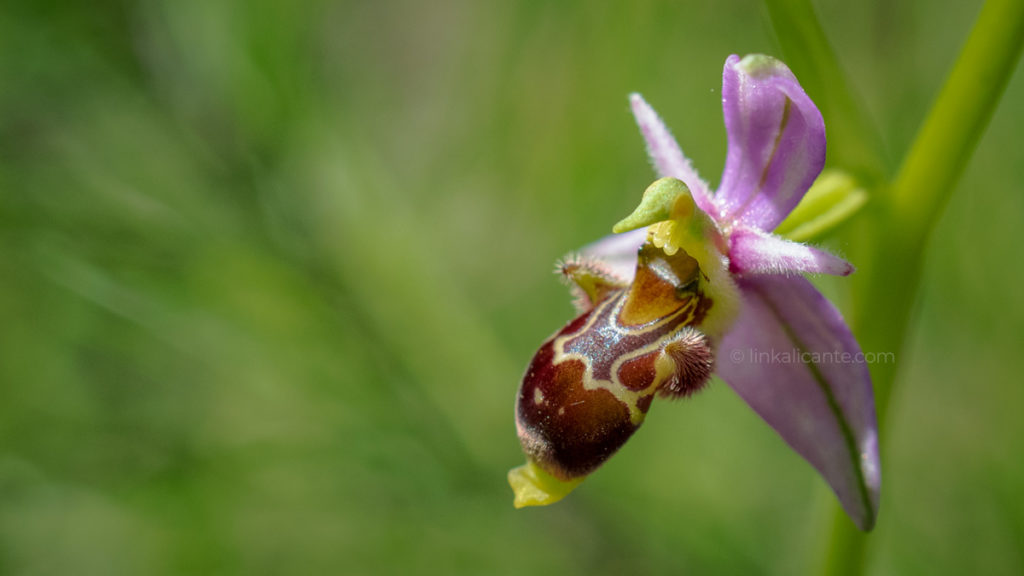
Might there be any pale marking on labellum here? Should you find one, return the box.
[550,291,699,424]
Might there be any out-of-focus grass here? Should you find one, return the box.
[0,1,1022,574]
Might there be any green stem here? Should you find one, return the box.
[888,0,1024,239]
[823,511,867,576]
[767,0,1024,574]
[831,0,1024,574]
[857,0,1024,424]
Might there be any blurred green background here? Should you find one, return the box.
[1,0,1022,574]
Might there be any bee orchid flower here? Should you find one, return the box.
[509,54,880,531]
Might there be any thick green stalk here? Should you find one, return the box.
[767,0,1024,574]
[857,0,1024,423]
[888,0,1024,239]
[844,0,1024,574]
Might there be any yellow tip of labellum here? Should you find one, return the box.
[508,460,584,508]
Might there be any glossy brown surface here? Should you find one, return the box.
[516,244,714,480]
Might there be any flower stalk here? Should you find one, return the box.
[766,0,1024,574]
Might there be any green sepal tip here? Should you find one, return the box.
[774,169,868,241]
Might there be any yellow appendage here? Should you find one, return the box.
[508,460,584,508]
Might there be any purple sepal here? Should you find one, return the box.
[715,55,826,231]
[716,274,880,530]
[728,227,854,277]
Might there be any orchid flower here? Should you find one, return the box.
[509,54,880,531]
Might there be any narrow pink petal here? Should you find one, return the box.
[729,227,854,276]
[715,55,826,231]
[630,93,717,217]
[580,229,646,282]
[717,275,880,530]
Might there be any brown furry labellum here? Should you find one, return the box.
[516,244,714,481]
